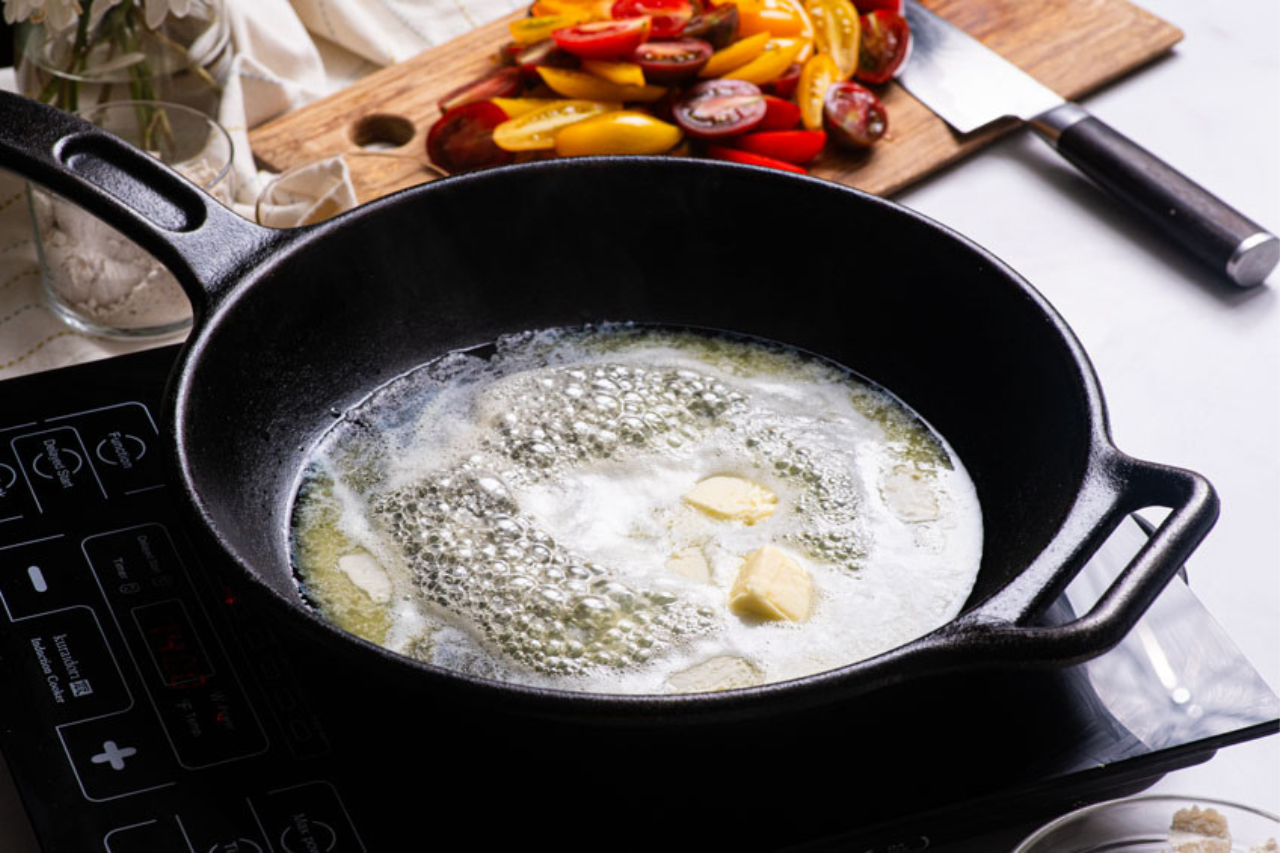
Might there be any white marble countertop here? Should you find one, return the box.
[1,0,1277,847]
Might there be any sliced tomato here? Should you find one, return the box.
[493,99,621,150]
[805,0,860,79]
[698,30,770,77]
[582,58,648,86]
[427,101,516,174]
[512,14,591,44]
[537,65,667,102]
[796,52,839,130]
[762,61,801,98]
[672,78,767,139]
[532,0,613,17]
[730,129,826,163]
[823,79,887,147]
[553,17,653,59]
[681,4,739,49]
[611,0,694,38]
[490,97,564,119]
[706,144,806,173]
[553,110,684,155]
[630,38,714,84]
[721,36,808,85]
[857,9,909,84]
[438,67,526,114]
[732,0,814,41]
[758,94,801,129]
[853,0,901,12]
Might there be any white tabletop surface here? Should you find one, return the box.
[1,0,1277,848]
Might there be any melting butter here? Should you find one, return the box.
[290,326,983,694]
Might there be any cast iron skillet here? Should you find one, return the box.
[0,92,1219,726]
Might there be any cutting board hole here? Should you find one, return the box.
[351,114,416,150]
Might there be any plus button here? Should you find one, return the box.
[90,740,138,770]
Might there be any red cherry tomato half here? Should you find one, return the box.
[553,17,652,60]
[438,67,526,114]
[857,10,910,84]
[681,3,739,49]
[758,94,801,130]
[672,78,767,139]
[612,0,694,38]
[761,61,802,99]
[852,0,901,12]
[630,38,714,84]
[427,101,516,174]
[823,80,887,148]
[707,144,807,174]
[730,129,826,164]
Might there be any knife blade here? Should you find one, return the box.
[897,0,1278,288]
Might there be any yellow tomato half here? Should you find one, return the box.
[805,0,860,79]
[581,59,648,87]
[553,111,684,155]
[490,97,564,119]
[797,52,839,130]
[536,65,667,102]
[698,31,771,77]
[722,37,809,84]
[730,0,813,40]
[509,13,590,44]
[492,99,622,150]
[530,0,612,19]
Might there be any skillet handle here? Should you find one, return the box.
[942,453,1219,667]
[0,91,285,318]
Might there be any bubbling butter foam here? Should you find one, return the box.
[290,326,983,694]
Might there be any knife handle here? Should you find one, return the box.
[1031,103,1278,288]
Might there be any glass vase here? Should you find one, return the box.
[29,100,236,339]
[13,0,231,118]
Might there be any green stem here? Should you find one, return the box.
[150,28,224,95]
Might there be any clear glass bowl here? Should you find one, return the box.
[1015,795,1280,852]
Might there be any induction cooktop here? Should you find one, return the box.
[1,346,1276,852]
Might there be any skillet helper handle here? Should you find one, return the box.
[948,456,1218,667]
[0,91,281,315]
[1031,103,1279,288]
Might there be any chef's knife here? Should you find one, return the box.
[897,0,1278,288]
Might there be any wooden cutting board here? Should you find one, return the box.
[247,0,1182,199]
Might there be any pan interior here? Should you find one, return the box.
[175,159,1095,665]
[286,324,985,692]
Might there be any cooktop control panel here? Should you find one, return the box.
[0,348,365,853]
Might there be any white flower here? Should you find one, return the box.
[3,0,82,30]
[143,0,190,28]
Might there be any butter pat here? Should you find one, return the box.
[666,655,764,693]
[683,475,777,524]
[337,551,393,604]
[729,545,812,622]
[666,546,712,583]
[881,465,940,523]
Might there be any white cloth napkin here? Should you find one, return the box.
[0,0,526,377]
